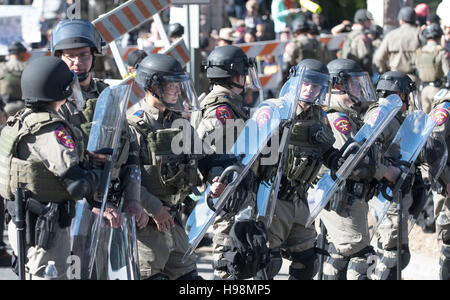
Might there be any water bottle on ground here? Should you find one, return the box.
[44,260,58,280]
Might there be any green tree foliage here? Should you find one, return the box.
[316,0,367,27]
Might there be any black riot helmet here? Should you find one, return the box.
[354,9,374,24]
[168,23,185,39]
[288,59,330,105]
[376,71,416,96]
[127,49,148,69]
[422,23,444,40]
[327,58,376,104]
[398,6,416,24]
[376,71,418,109]
[21,56,83,104]
[204,45,261,90]
[8,42,27,55]
[136,53,199,112]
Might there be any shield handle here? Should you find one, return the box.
[206,165,244,212]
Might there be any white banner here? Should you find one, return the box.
[0,5,41,47]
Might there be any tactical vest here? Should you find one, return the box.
[284,106,329,185]
[0,67,22,100]
[416,46,443,83]
[128,113,200,206]
[0,110,83,203]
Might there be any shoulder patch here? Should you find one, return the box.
[133,110,144,118]
[433,108,449,126]
[216,105,234,125]
[255,107,273,128]
[333,116,351,134]
[55,125,75,149]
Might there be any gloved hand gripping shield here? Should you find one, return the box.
[70,84,139,279]
[306,95,403,227]
[369,110,438,241]
[184,69,305,261]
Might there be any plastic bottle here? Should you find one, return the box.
[44,261,58,280]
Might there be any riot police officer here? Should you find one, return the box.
[0,41,27,117]
[51,18,146,278]
[264,59,348,280]
[195,45,261,279]
[51,18,109,126]
[416,23,450,114]
[421,87,450,280]
[0,56,103,280]
[320,58,379,280]
[128,53,203,280]
[367,71,419,280]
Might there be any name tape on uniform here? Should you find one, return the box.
[235,40,288,57]
[92,0,171,44]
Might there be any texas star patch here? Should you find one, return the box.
[433,108,449,126]
[333,117,351,134]
[216,105,234,125]
[55,125,75,149]
[255,107,273,128]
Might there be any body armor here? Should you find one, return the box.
[128,113,201,207]
[416,46,444,83]
[0,109,83,203]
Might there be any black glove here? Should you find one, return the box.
[60,165,103,200]
[309,123,335,146]
[323,147,345,173]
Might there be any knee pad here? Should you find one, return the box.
[439,244,450,280]
[288,248,317,280]
[176,270,204,280]
[374,246,410,280]
[347,246,376,280]
[263,249,283,280]
[323,244,349,280]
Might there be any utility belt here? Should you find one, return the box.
[6,196,76,250]
[421,80,442,89]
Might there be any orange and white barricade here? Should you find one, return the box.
[258,72,283,90]
[319,33,348,51]
[92,0,171,44]
[235,40,288,58]
[161,38,190,68]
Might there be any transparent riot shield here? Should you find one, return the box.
[255,80,301,227]
[370,110,437,241]
[185,72,304,260]
[71,83,135,279]
[305,95,403,228]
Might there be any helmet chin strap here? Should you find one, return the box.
[77,72,89,82]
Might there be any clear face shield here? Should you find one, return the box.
[336,71,377,105]
[297,70,330,105]
[244,58,262,91]
[409,83,420,111]
[69,71,85,111]
[157,74,200,114]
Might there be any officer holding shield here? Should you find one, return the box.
[367,71,420,280]
[1,56,103,280]
[264,59,349,280]
[128,53,203,280]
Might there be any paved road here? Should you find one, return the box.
[0,228,440,280]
